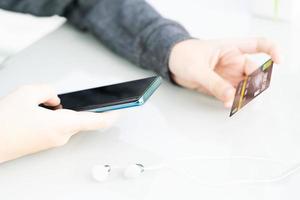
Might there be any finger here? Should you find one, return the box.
[17,84,60,106]
[196,86,234,108]
[78,111,120,131]
[255,38,281,63]
[58,110,120,134]
[198,71,235,106]
[244,58,259,75]
[235,37,281,64]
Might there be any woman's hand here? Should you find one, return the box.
[169,38,281,107]
[0,85,118,163]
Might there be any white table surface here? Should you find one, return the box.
[0,1,300,199]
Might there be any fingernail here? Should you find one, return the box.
[224,88,235,99]
[278,55,284,64]
[224,101,233,108]
[274,53,283,64]
[223,88,235,108]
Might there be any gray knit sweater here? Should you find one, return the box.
[0,0,191,81]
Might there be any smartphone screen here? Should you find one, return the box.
[43,76,161,112]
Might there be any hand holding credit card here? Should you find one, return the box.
[230,59,274,117]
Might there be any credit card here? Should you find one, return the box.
[230,59,274,117]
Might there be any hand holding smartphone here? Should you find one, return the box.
[42,76,162,112]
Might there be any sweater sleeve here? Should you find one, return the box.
[0,0,192,80]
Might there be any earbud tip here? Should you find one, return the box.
[124,164,144,179]
[91,165,111,182]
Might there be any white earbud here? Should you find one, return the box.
[91,163,146,182]
[123,164,145,179]
[91,164,111,182]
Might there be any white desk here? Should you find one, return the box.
[0,4,299,199]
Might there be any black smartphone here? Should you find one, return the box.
[42,76,162,112]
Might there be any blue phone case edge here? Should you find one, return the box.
[87,76,162,113]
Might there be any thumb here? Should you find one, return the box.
[16,84,60,106]
[201,71,235,107]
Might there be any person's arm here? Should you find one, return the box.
[0,0,191,80]
[0,0,281,107]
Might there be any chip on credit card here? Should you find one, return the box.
[230,59,274,117]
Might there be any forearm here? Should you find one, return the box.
[73,0,192,80]
[0,0,192,80]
